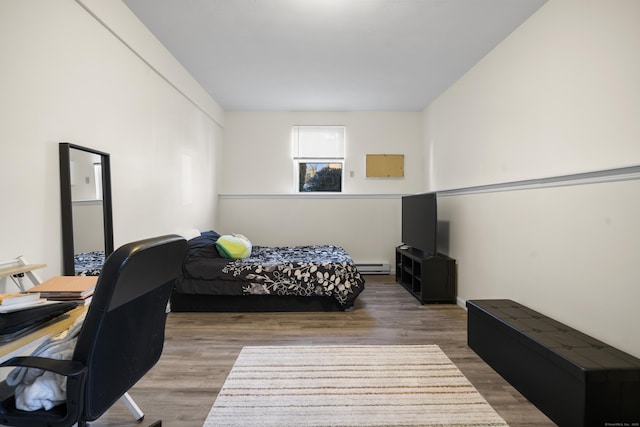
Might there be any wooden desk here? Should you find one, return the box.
[0,305,87,363]
[1,274,96,363]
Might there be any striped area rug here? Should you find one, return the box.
[203,345,508,426]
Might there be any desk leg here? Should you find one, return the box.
[120,392,144,421]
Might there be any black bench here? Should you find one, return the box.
[467,299,640,427]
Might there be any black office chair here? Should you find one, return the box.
[0,234,187,427]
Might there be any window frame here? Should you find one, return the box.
[292,125,345,193]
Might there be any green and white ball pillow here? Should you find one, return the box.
[215,234,252,259]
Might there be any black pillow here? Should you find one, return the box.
[186,230,221,259]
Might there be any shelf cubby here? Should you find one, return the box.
[395,246,456,304]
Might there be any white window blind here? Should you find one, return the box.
[293,126,345,159]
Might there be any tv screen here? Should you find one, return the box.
[401,192,437,256]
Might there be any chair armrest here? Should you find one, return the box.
[0,356,86,378]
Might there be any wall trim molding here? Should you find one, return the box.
[220,166,640,200]
[436,164,640,197]
[218,193,403,200]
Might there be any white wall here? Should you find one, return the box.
[218,196,401,267]
[222,112,424,194]
[72,202,104,253]
[426,0,640,190]
[424,0,640,357]
[219,112,424,265]
[0,0,223,290]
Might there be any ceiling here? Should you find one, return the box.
[122,0,546,112]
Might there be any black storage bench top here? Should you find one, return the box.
[467,299,640,427]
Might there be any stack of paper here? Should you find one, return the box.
[0,292,47,313]
[0,293,41,306]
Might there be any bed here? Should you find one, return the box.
[170,231,365,312]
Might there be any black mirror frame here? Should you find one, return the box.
[59,143,114,276]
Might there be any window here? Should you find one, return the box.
[293,126,345,192]
[93,162,103,200]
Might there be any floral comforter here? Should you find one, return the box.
[225,245,364,306]
[176,238,365,308]
[74,251,104,276]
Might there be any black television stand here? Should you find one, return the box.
[395,246,456,304]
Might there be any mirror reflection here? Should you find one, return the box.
[60,143,113,276]
[70,149,105,273]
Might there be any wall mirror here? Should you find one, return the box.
[59,143,113,276]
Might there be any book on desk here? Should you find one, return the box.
[27,276,96,304]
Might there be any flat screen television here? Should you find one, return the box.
[401,192,437,256]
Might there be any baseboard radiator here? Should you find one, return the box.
[355,263,391,275]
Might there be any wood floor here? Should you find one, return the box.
[91,277,554,426]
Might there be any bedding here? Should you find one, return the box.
[172,231,365,311]
[73,251,104,276]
